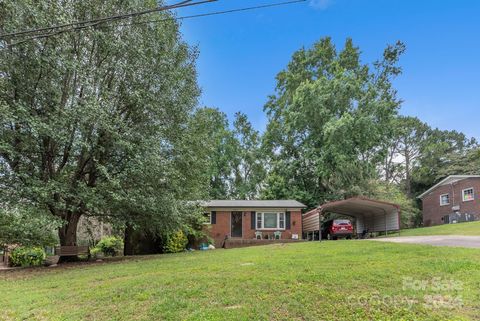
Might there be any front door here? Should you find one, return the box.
[231,212,243,238]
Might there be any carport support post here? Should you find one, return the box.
[398,208,401,236]
[384,212,387,236]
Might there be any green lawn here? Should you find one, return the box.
[399,221,480,237]
[1,241,479,321]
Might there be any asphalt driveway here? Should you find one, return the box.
[372,235,480,249]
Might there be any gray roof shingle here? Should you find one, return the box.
[202,200,306,208]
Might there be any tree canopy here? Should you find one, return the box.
[261,38,405,208]
[189,108,265,200]
[0,206,59,247]
[0,0,205,253]
[382,116,477,197]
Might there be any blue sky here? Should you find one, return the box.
[176,0,480,139]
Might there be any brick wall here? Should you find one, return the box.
[206,210,303,248]
[422,178,480,226]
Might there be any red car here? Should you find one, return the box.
[321,219,353,240]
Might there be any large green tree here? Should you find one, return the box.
[0,0,203,259]
[381,116,429,196]
[231,112,265,199]
[382,116,477,197]
[262,38,405,208]
[188,107,236,199]
[410,129,477,196]
[188,108,266,200]
[436,147,480,178]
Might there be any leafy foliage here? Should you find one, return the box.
[0,0,204,250]
[163,230,188,253]
[0,207,59,247]
[381,116,429,195]
[410,129,477,196]
[231,112,266,199]
[437,147,480,177]
[188,108,237,199]
[381,117,477,225]
[262,38,405,208]
[9,246,46,267]
[189,108,265,199]
[94,236,124,257]
[368,181,421,228]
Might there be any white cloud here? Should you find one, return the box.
[309,0,333,10]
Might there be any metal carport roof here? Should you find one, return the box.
[305,197,401,234]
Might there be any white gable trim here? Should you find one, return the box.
[418,175,480,199]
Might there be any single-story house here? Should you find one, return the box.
[303,197,401,239]
[202,200,306,248]
[418,175,480,226]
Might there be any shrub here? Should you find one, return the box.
[90,246,101,258]
[9,246,46,267]
[94,236,124,257]
[164,230,188,253]
[183,224,210,249]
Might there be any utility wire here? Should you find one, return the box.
[0,0,216,39]
[120,0,307,27]
[5,0,307,47]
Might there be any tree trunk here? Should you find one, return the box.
[57,213,81,263]
[405,146,412,197]
[124,223,135,256]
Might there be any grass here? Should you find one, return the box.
[399,221,480,237]
[1,241,479,321]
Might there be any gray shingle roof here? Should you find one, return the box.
[203,200,306,208]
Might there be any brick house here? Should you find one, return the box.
[418,175,480,226]
[202,200,306,248]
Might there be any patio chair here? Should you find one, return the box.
[274,231,282,240]
[255,231,263,240]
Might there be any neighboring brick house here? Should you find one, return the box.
[202,200,306,248]
[418,175,480,226]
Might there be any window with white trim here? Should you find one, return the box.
[256,212,285,230]
[440,194,450,206]
[463,188,474,202]
[203,212,212,224]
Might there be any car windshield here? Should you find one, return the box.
[334,219,351,225]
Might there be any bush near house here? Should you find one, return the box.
[93,236,124,257]
[9,246,46,267]
[164,230,188,253]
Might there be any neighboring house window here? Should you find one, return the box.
[463,188,474,202]
[440,194,450,206]
[256,212,285,230]
[203,212,212,224]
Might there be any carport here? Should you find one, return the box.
[302,197,401,239]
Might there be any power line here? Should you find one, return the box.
[0,0,216,39]
[5,0,307,47]
[123,0,307,27]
